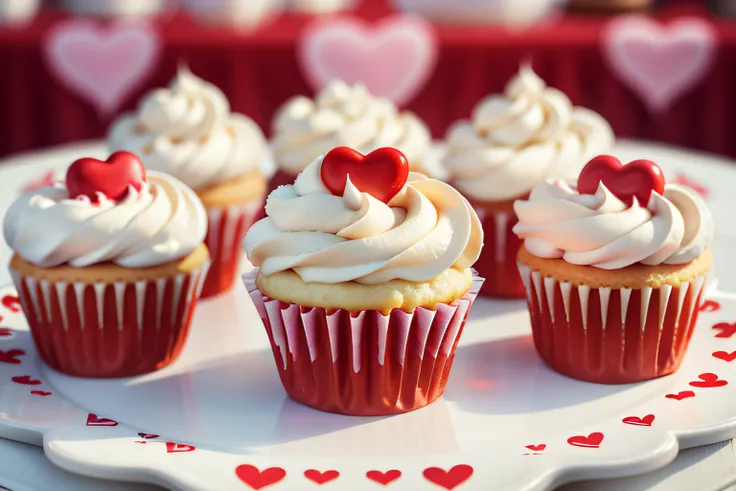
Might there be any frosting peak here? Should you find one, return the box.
[108,67,267,191]
[444,65,615,201]
[513,179,713,270]
[271,80,432,175]
[244,154,483,285]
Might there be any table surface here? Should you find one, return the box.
[1,140,736,491]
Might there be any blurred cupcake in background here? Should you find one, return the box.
[443,64,614,299]
[109,67,268,299]
[243,146,483,415]
[270,80,434,193]
[0,0,40,26]
[4,152,209,378]
[514,156,714,383]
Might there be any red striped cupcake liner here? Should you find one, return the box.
[10,262,209,378]
[517,261,708,384]
[243,269,484,416]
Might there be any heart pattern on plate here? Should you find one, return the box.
[567,432,604,449]
[138,433,159,439]
[1,295,20,313]
[622,414,655,427]
[713,322,736,339]
[689,373,728,388]
[525,444,546,452]
[30,390,52,396]
[666,390,695,401]
[699,300,720,313]
[713,351,736,363]
[0,349,25,364]
[235,465,286,490]
[577,155,665,207]
[320,147,409,204]
[166,442,195,453]
[423,465,474,490]
[86,413,118,427]
[304,469,340,485]
[11,375,41,385]
[366,470,402,485]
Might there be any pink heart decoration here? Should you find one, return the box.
[43,19,161,116]
[298,14,437,106]
[602,16,717,114]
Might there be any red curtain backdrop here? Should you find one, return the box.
[0,1,734,159]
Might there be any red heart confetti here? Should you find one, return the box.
[166,442,195,453]
[66,151,146,204]
[525,444,546,452]
[713,351,736,362]
[423,465,474,490]
[30,390,52,396]
[665,391,695,401]
[1,295,21,313]
[138,433,159,439]
[86,413,118,426]
[320,147,409,204]
[567,432,604,449]
[622,414,655,427]
[235,465,286,490]
[0,349,25,364]
[689,373,728,388]
[366,470,402,486]
[577,155,665,206]
[11,375,41,385]
[304,469,340,485]
[712,322,736,338]
[0,328,14,337]
[699,300,720,313]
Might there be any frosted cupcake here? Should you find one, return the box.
[443,65,614,298]
[109,67,267,298]
[270,80,433,192]
[514,155,714,384]
[243,146,483,415]
[3,152,209,378]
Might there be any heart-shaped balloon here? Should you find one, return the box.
[66,151,146,203]
[320,147,409,204]
[577,155,665,207]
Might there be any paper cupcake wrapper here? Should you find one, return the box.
[517,262,708,384]
[9,263,209,378]
[242,269,484,416]
[202,200,263,299]
[472,206,525,299]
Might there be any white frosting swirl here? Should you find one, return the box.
[444,65,615,201]
[3,172,208,268]
[272,81,432,175]
[108,67,267,191]
[513,180,714,269]
[244,155,483,284]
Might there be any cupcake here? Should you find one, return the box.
[514,155,714,384]
[443,65,614,298]
[243,146,484,415]
[3,152,210,378]
[270,80,434,193]
[109,67,267,298]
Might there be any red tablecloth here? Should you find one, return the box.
[1,1,735,160]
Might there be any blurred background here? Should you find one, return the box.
[0,0,734,160]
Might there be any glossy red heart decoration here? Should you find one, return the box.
[366,470,402,486]
[665,390,695,401]
[423,465,474,490]
[689,372,728,388]
[577,155,665,207]
[622,414,655,426]
[235,465,286,490]
[66,151,146,203]
[320,147,409,204]
[567,432,604,448]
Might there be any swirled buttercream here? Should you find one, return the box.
[272,81,431,175]
[513,180,714,269]
[244,155,483,284]
[4,172,208,268]
[444,65,614,201]
[108,67,267,191]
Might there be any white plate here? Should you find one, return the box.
[0,140,735,491]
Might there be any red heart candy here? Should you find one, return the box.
[320,147,409,204]
[577,155,665,207]
[66,151,146,204]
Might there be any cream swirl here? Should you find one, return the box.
[3,172,208,268]
[513,180,714,269]
[444,65,615,201]
[271,81,432,175]
[244,155,483,284]
[108,67,267,191]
